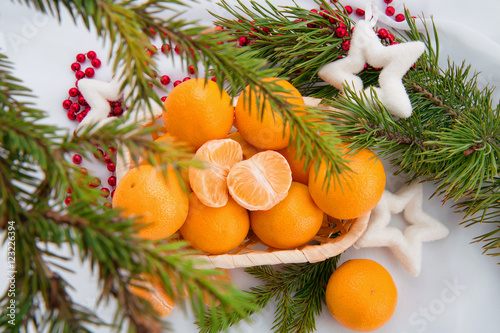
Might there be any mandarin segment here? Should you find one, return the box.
[227,150,292,211]
[180,194,250,255]
[234,77,304,150]
[309,145,385,220]
[250,182,323,249]
[112,165,189,240]
[325,259,397,331]
[162,78,234,148]
[189,139,243,207]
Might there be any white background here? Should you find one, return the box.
[1,0,500,332]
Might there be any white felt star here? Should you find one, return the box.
[354,182,449,276]
[76,66,163,183]
[318,20,425,118]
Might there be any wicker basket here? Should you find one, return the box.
[191,212,370,269]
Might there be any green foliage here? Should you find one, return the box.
[197,256,340,333]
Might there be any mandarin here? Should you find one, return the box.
[234,77,304,150]
[112,165,188,240]
[277,144,310,184]
[189,139,242,207]
[308,145,385,220]
[129,274,175,318]
[226,131,262,159]
[163,78,234,148]
[325,259,397,331]
[180,194,249,255]
[227,150,292,211]
[250,182,323,249]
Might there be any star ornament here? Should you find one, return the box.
[354,182,449,276]
[318,20,425,118]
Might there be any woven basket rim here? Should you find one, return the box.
[191,211,370,269]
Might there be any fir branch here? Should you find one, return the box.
[197,256,340,333]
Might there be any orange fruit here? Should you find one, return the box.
[226,131,262,159]
[129,274,175,318]
[308,145,385,220]
[277,145,310,184]
[250,182,323,249]
[227,150,292,211]
[234,77,304,150]
[325,259,397,331]
[112,165,189,240]
[162,78,234,148]
[189,139,242,208]
[180,194,249,254]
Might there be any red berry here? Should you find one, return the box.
[65,197,72,205]
[188,65,195,75]
[211,77,217,82]
[335,28,347,38]
[75,71,85,80]
[355,8,365,16]
[101,187,110,198]
[91,58,101,68]
[63,99,72,109]
[161,44,171,53]
[387,33,395,42]
[70,103,80,113]
[341,40,350,51]
[395,14,405,22]
[76,53,86,63]
[71,62,81,71]
[384,0,393,3]
[160,75,171,85]
[238,36,248,46]
[81,168,88,175]
[69,88,79,97]
[378,29,389,39]
[72,154,82,164]
[87,51,97,59]
[174,45,180,54]
[385,6,395,16]
[111,190,115,198]
[94,149,104,160]
[345,6,353,15]
[161,96,167,102]
[107,162,116,172]
[182,77,190,82]
[108,176,117,187]
[85,67,95,78]
[113,106,123,116]
[67,110,76,120]
[76,113,85,122]
[67,187,73,194]
[173,80,182,87]
[78,96,87,105]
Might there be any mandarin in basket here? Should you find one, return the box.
[189,139,242,208]
[234,77,304,150]
[112,165,188,240]
[180,194,249,255]
[277,144,310,185]
[309,145,385,220]
[326,259,397,331]
[129,274,175,318]
[227,150,292,211]
[226,131,262,159]
[162,78,234,148]
[250,182,323,249]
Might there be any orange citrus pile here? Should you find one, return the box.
[115,77,386,255]
[325,259,398,331]
[309,144,386,220]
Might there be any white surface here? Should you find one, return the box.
[1,1,500,332]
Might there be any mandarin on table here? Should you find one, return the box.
[180,194,249,255]
[112,165,189,240]
[189,138,242,208]
[250,182,323,249]
[129,274,175,318]
[325,259,397,332]
[234,77,304,150]
[227,150,292,211]
[162,78,234,148]
[308,144,385,220]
